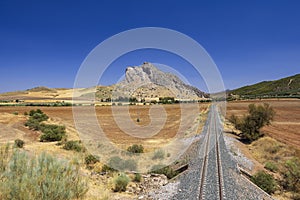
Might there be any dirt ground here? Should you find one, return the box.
[226,99,300,150]
[0,103,209,150]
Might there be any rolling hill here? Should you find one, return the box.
[229,74,300,98]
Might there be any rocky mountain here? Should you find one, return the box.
[0,63,208,103]
[112,62,207,100]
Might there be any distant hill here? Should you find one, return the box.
[229,74,300,98]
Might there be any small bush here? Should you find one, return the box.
[284,157,300,192]
[40,124,66,142]
[0,149,88,199]
[63,140,83,152]
[127,144,144,154]
[24,109,49,130]
[101,164,117,173]
[29,109,49,122]
[133,173,141,182]
[150,164,178,179]
[13,111,18,115]
[85,154,99,165]
[113,173,130,192]
[24,118,41,130]
[152,149,165,160]
[251,171,276,194]
[14,139,24,148]
[24,111,28,116]
[264,161,278,172]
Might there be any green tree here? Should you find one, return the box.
[229,103,275,142]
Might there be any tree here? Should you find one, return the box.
[229,103,275,142]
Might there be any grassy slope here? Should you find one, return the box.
[230,74,300,96]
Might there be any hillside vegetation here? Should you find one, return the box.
[229,74,300,98]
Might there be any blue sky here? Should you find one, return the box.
[0,0,299,93]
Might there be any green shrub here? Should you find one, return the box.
[101,164,116,173]
[85,154,99,165]
[63,140,83,152]
[251,171,276,194]
[264,161,278,172]
[13,111,18,115]
[152,149,165,160]
[284,157,300,192]
[29,109,49,122]
[14,139,24,148]
[40,124,66,142]
[127,144,144,154]
[24,109,49,130]
[0,149,88,199]
[133,173,141,182]
[113,173,130,192]
[150,164,178,179]
[24,118,41,130]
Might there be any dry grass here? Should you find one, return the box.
[0,103,209,199]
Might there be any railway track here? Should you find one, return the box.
[198,105,225,200]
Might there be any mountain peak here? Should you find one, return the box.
[119,62,207,99]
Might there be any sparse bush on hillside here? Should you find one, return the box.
[150,164,178,179]
[133,173,141,182]
[152,149,165,160]
[101,164,116,173]
[127,144,144,154]
[283,157,300,193]
[25,109,49,130]
[14,139,24,148]
[0,148,88,199]
[264,161,278,172]
[63,140,83,152]
[113,173,130,192]
[85,154,100,165]
[29,109,49,122]
[40,124,66,142]
[251,171,276,194]
[229,103,275,142]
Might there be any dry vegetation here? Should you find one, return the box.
[226,99,300,200]
[0,103,209,199]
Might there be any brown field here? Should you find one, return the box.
[226,99,300,150]
[0,103,209,151]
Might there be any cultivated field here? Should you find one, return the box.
[0,103,209,153]
[226,99,300,150]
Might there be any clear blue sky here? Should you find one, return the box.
[0,0,299,93]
